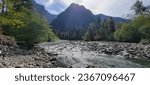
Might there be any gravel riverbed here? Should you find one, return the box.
[39,41,150,68]
[0,45,63,68]
[0,41,150,68]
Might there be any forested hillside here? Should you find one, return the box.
[51,3,127,40]
[0,0,58,48]
[84,0,150,43]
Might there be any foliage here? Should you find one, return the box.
[18,10,59,47]
[131,16,150,28]
[55,28,86,40]
[131,0,150,16]
[139,24,150,41]
[0,0,58,48]
[131,0,146,16]
[84,23,97,41]
[84,17,115,41]
[114,0,150,43]
[114,16,150,43]
[114,24,141,42]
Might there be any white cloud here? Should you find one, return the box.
[35,0,150,17]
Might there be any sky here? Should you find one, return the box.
[34,0,150,18]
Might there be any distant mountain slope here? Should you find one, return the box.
[50,3,128,40]
[51,3,128,32]
[33,0,57,23]
[51,3,95,31]
[96,14,128,22]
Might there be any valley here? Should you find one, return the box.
[0,0,149,68]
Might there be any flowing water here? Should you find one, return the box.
[39,41,148,68]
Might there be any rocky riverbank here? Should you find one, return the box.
[39,41,150,68]
[0,45,68,68]
[0,41,150,68]
[81,41,150,59]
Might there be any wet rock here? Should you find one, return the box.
[47,53,58,56]
[67,65,72,68]
[50,58,57,61]
[103,50,113,55]
[35,63,40,67]
[86,65,95,68]
[0,63,4,68]
[15,66,22,68]
[47,62,53,67]
[1,61,7,66]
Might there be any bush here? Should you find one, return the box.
[114,15,150,43]
[132,16,150,28]
[114,29,121,41]
[17,10,59,47]
[0,0,59,48]
[0,8,59,48]
[114,24,141,42]
[139,25,150,42]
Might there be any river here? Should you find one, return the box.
[39,40,150,68]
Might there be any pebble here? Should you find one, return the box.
[0,45,64,68]
[79,42,150,60]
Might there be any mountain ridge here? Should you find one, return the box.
[33,2,128,40]
[51,3,128,31]
[51,3,96,31]
[33,0,57,23]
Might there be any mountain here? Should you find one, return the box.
[50,3,128,40]
[96,14,128,22]
[33,0,57,23]
[51,3,127,31]
[51,3,95,31]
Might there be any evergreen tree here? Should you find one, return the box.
[131,0,146,16]
[84,23,96,41]
[107,17,115,32]
[107,17,115,40]
[96,15,101,29]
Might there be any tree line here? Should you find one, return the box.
[84,0,150,43]
[84,16,115,41]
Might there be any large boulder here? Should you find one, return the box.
[0,34,16,46]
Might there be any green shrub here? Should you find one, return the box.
[114,24,141,42]
[114,15,150,43]
[114,29,121,41]
[132,16,150,28]
[17,10,59,47]
[0,8,59,48]
[139,25,150,41]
